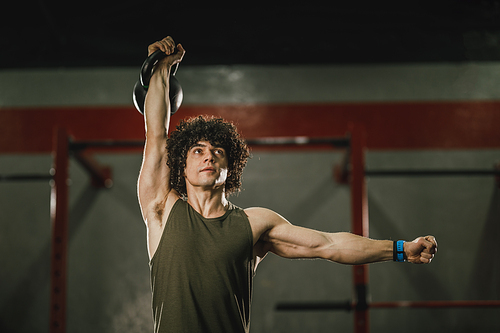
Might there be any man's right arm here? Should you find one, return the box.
[137,38,185,222]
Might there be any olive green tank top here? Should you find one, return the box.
[150,199,254,333]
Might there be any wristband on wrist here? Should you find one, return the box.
[393,240,406,262]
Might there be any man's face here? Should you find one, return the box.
[184,141,228,191]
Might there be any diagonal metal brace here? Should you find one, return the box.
[333,145,351,185]
[72,151,113,188]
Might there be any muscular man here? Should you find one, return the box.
[137,36,438,333]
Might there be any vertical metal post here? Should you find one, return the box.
[350,124,369,333]
[49,127,69,333]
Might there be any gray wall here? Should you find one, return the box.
[1,63,499,332]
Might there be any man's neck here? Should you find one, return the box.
[186,188,229,218]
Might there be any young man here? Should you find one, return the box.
[137,37,438,333]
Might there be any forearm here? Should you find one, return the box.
[144,66,171,139]
[324,232,393,265]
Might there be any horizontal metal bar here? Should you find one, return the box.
[371,300,500,308]
[276,301,353,312]
[0,174,53,182]
[366,169,500,177]
[69,137,350,151]
[276,299,500,312]
[69,140,145,151]
[246,137,350,148]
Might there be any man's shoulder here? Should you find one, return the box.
[244,207,284,220]
[244,207,287,233]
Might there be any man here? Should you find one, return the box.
[137,36,438,333]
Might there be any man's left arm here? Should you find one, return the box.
[248,207,437,265]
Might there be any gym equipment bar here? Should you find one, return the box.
[276,300,500,311]
[366,169,500,177]
[4,168,498,183]
[67,137,350,150]
[276,300,353,312]
[69,140,145,151]
[371,300,500,309]
[246,137,350,148]
[0,174,53,182]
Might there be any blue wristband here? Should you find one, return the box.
[393,240,406,262]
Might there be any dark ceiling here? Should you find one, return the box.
[3,1,500,69]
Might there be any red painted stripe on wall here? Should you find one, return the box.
[1,100,499,153]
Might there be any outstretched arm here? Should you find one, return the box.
[137,37,185,219]
[248,208,437,265]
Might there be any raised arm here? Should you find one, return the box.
[137,37,185,219]
[247,207,437,265]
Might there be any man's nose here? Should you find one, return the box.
[203,151,215,162]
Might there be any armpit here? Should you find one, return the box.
[152,194,169,227]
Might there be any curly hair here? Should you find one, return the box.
[166,115,250,198]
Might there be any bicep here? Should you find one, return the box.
[137,135,171,214]
[262,215,331,259]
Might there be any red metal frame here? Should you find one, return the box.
[349,124,370,333]
[49,127,70,333]
[347,125,500,332]
[2,102,499,333]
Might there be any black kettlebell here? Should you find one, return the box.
[133,50,183,115]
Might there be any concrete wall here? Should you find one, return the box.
[1,62,499,332]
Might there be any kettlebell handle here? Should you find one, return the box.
[140,50,179,88]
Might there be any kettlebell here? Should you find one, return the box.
[133,50,183,115]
